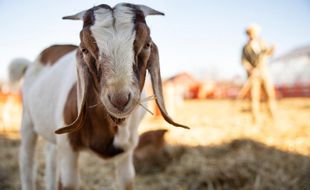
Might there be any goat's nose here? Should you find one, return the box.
[108,93,131,110]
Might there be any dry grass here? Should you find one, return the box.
[1,98,310,189]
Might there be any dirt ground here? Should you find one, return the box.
[1,98,310,190]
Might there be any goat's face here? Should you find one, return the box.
[74,4,161,118]
[56,3,188,134]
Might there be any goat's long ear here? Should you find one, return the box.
[55,53,89,134]
[147,43,189,129]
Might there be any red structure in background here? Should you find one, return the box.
[159,72,242,100]
[159,72,310,100]
[275,83,310,98]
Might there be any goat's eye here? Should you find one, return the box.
[145,42,152,49]
[81,48,88,54]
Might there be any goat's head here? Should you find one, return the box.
[56,3,188,134]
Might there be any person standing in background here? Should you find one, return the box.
[241,24,277,123]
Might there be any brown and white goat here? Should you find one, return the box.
[9,3,188,190]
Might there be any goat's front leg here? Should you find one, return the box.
[57,138,79,190]
[20,112,37,190]
[114,150,135,190]
[45,143,57,190]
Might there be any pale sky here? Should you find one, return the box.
[1,0,309,81]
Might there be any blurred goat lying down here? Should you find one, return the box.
[9,3,188,190]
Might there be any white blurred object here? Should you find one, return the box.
[8,58,31,84]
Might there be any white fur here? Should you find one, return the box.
[113,98,146,190]
[25,51,77,143]
[45,143,57,190]
[56,135,79,189]
[113,92,146,189]
[19,110,37,190]
[115,150,135,190]
[19,50,78,190]
[114,91,146,151]
[91,5,136,89]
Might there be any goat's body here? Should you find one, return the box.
[19,46,145,190]
[23,50,77,143]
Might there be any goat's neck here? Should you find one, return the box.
[67,84,124,158]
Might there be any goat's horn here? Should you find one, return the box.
[63,10,87,20]
[123,3,164,16]
[137,5,165,16]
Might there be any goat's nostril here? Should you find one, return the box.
[108,93,131,110]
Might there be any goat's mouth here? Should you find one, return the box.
[109,115,126,124]
[103,100,138,119]
[100,90,140,119]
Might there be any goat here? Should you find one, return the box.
[9,3,188,190]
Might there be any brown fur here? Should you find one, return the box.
[80,9,99,60]
[134,129,167,160]
[39,44,78,65]
[64,83,123,158]
[133,21,151,90]
[136,129,167,150]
